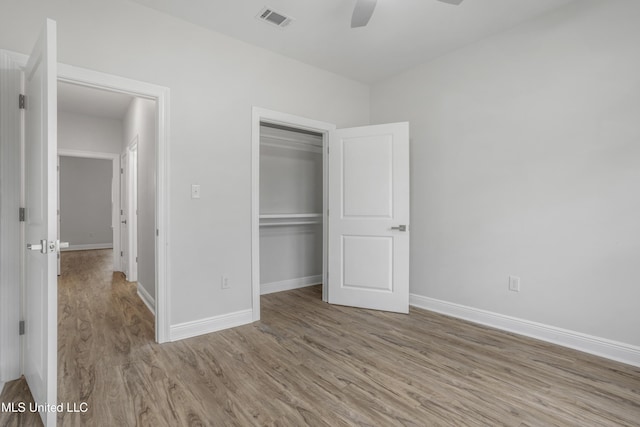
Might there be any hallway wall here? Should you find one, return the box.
[123,98,156,304]
[59,156,113,249]
[58,111,123,154]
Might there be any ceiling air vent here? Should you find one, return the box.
[256,7,294,28]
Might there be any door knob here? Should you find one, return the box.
[391,225,407,232]
[121,219,127,225]
[27,239,47,254]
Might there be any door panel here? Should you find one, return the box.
[24,19,57,427]
[343,135,393,218]
[343,236,392,291]
[328,122,409,313]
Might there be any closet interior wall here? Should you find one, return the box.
[259,124,323,295]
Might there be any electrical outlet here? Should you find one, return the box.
[221,275,230,289]
[508,275,520,292]
[191,184,201,199]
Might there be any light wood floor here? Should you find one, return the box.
[1,249,639,426]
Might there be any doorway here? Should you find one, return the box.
[57,151,120,273]
[251,108,335,321]
[57,63,170,342]
[57,79,159,323]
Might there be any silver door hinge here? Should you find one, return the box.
[156,229,159,237]
[136,256,138,263]
[19,207,25,222]
[120,251,123,257]
[120,168,124,174]
[19,94,25,109]
[327,146,330,154]
[19,320,25,335]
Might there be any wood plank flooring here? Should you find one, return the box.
[1,249,639,426]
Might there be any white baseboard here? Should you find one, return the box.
[169,309,253,342]
[62,243,113,251]
[136,282,155,315]
[260,275,322,295]
[410,294,640,368]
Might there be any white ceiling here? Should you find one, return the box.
[129,0,574,83]
[58,81,134,120]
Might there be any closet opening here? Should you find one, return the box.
[251,108,336,321]
[259,122,324,295]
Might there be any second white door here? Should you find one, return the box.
[328,122,410,313]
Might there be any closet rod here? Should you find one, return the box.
[260,213,322,219]
[259,221,322,227]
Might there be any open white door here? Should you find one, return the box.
[120,151,129,276]
[23,19,58,426]
[127,141,139,282]
[328,122,410,313]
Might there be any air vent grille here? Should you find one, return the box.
[257,7,294,28]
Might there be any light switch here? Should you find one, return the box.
[191,184,201,199]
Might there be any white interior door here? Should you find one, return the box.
[328,122,410,313]
[128,141,138,281]
[23,19,58,426]
[120,152,129,276]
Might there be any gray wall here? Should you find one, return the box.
[124,97,156,301]
[371,0,640,346]
[59,111,123,154]
[60,156,113,248]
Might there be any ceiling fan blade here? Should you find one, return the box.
[437,0,464,5]
[351,0,377,28]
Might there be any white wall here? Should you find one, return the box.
[0,0,370,329]
[59,156,113,248]
[58,111,123,154]
[123,97,156,301]
[371,0,640,347]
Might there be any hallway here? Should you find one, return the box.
[57,249,155,417]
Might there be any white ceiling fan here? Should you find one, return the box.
[351,0,465,28]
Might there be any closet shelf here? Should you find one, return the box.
[260,213,322,219]
[261,135,323,154]
[259,213,323,227]
[260,220,321,227]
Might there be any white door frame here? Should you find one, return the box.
[7,50,171,343]
[57,150,121,271]
[251,107,335,321]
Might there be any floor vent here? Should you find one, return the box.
[256,7,294,28]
